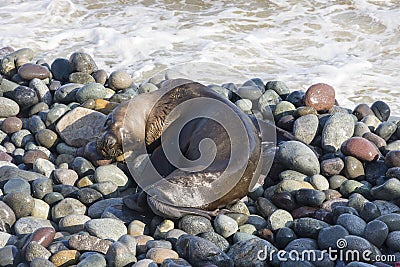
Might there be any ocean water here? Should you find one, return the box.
[1,0,399,115]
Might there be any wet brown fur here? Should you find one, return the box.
[96,80,262,217]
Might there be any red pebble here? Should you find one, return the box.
[341,137,380,162]
[304,83,335,111]
[22,227,56,253]
[291,206,317,219]
[0,151,13,162]
[1,117,23,134]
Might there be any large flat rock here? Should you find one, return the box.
[56,107,107,147]
[0,166,47,186]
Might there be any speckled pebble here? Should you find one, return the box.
[376,213,400,231]
[292,218,330,239]
[178,215,213,235]
[25,241,51,262]
[50,250,80,266]
[322,113,355,152]
[76,83,107,103]
[309,174,329,191]
[176,235,233,267]
[128,220,146,237]
[11,129,34,148]
[33,158,55,177]
[69,52,98,74]
[108,70,133,91]
[336,213,366,236]
[35,129,58,149]
[277,141,320,176]
[69,72,96,84]
[214,214,238,238]
[133,259,158,267]
[267,209,293,231]
[292,114,319,144]
[30,258,56,267]
[227,238,276,267]
[0,97,20,118]
[364,219,388,247]
[371,178,400,200]
[4,86,39,111]
[94,164,129,188]
[386,231,400,251]
[51,197,86,222]
[85,218,127,241]
[320,158,344,177]
[317,224,348,250]
[199,232,230,252]
[31,199,50,219]
[3,178,31,195]
[3,191,35,219]
[52,168,79,186]
[77,253,106,267]
[294,189,326,207]
[153,219,174,239]
[146,248,179,264]
[105,241,137,267]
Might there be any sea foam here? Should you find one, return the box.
[1,0,399,114]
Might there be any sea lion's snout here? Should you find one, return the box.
[96,132,123,160]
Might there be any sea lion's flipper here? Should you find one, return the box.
[123,178,220,219]
[147,195,218,219]
[145,168,221,200]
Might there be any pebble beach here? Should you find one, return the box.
[0,46,399,267]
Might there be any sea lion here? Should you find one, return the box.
[96,79,264,219]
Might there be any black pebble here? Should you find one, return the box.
[4,86,39,111]
[359,201,381,222]
[275,227,297,249]
[371,100,390,121]
[51,58,71,83]
[286,90,305,107]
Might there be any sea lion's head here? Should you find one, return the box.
[96,110,125,160]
